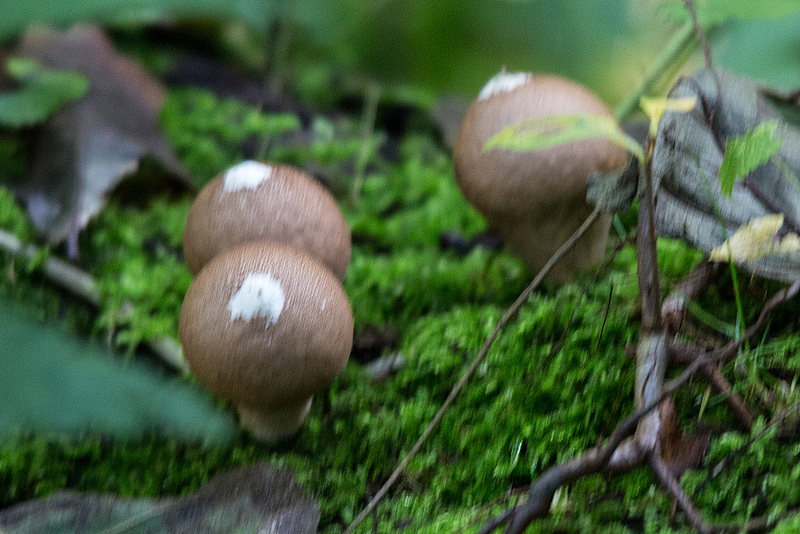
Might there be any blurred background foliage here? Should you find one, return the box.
[2,0,799,109]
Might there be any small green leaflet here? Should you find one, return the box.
[0,57,89,127]
[774,511,800,533]
[718,120,783,196]
[484,113,644,162]
[660,0,800,26]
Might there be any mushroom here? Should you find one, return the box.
[453,71,628,283]
[179,241,353,442]
[183,161,351,280]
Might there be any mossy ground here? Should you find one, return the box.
[0,81,798,533]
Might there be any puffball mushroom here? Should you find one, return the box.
[183,161,351,280]
[453,71,628,283]
[179,241,353,443]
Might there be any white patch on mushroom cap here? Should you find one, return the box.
[478,71,531,100]
[222,160,273,192]
[228,273,285,327]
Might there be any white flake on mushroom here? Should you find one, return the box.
[223,160,273,192]
[478,71,531,100]
[227,273,285,327]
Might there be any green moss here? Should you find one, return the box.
[0,186,34,241]
[1,76,799,534]
[161,88,301,185]
[88,196,193,351]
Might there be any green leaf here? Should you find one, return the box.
[484,113,644,162]
[0,0,280,41]
[0,301,235,444]
[718,120,783,196]
[715,12,800,90]
[660,0,800,25]
[0,58,88,127]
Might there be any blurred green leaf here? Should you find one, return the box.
[0,301,235,444]
[0,0,278,42]
[660,0,800,25]
[484,113,644,161]
[0,58,88,127]
[718,120,783,196]
[0,463,319,533]
[714,12,800,90]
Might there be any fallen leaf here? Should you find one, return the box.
[0,463,319,534]
[652,68,800,282]
[708,214,800,262]
[659,399,711,479]
[10,25,191,257]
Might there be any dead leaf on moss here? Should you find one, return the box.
[659,399,711,479]
[652,68,800,282]
[709,214,800,263]
[10,25,191,257]
[0,463,319,534]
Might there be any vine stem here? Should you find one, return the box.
[343,209,602,534]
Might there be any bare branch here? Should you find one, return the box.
[661,261,720,332]
[701,364,754,430]
[651,448,714,533]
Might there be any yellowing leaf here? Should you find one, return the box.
[778,233,800,254]
[485,113,644,162]
[709,214,800,262]
[640,96,697,136]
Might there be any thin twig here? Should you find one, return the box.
[590,282,614,359]
[661,261,720,332]
[650,449,713,534]
[480,290,800,534]
[350,82,381,205]
[682,0,713,70]
[0,228,189,373]
[700,364,754,430]
[343,209,603,534]
[692,401,800,500]
[549,236,633,362]
[653,443,799,533]
[0,228,99,305]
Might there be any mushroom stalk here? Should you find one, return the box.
[238,398,313,443]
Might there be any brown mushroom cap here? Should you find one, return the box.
[183,161,351,280]
[453,72,628,282]
[179,241,353,419]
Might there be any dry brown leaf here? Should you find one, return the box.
[0,463,319,533]
[659,399,712,479]
[11,25,191,256]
